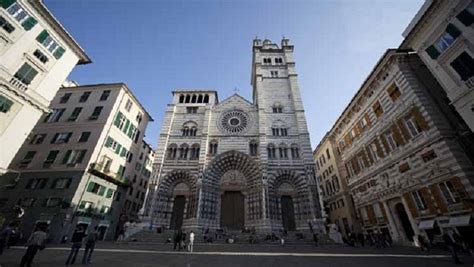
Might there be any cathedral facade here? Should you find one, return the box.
[147,38,321,232]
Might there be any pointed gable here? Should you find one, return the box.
[215,93,255,110]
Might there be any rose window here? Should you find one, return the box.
[218,110,250,134]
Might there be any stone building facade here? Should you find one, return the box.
[330,49,474,244]
[147,38,321,232]
[313,133,357,237]
[400,0,474,131]
[0,0,91,173]
[0,83,152,242]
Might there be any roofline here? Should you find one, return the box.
[60,83,154,121]
[172,89,219,103]
[31,0,91,65]
[327,49,409,138]
[399,0,435,49]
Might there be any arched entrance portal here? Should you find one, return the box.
[281,196,296,231]
[170,183,190,230]
[202,151,262,229]
[395,203,414,241]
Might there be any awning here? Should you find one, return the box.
[418,219,435,230]
[448,215,472,227]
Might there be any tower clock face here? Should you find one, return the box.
[218,110,250,134]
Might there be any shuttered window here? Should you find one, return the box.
[14,63,38,85]
[456,3,474,26]
[0,95,14,113]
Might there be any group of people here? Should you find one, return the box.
[172,229,195,252]
[345,232,392,248]
[65,225,100,265]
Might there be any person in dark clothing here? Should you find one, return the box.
[66,226,86,265]
[357,233,365,247]
[20,225,47,267]
[0,222,15,255]
[443,232,463,264]
[312,233,318,247]
[82,226,99,264]
[173,230,182,250]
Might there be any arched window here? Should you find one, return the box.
[182,121,198,136]
[190,127,197,136]
[190,144,200,160]
[272,102,283,113]
[197,94,203,103]
[167,144,177,160]
[185,94,191,103]
[290,144,300,159]
[203,94,209,103]
[271,120,288,136]
[249,140,258,156]
[178,144,189,160]
[191,94,197,103]
[279,143,288,159]
[179,95,184,103]
[209,140,218,155]
[182,127,189,136]
[267,144,276,159]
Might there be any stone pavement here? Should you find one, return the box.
[0,242,473,267]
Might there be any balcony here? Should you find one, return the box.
[88,163,130,187]
[0,67,28,92]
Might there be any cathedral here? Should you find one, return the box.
[147,38,322,232]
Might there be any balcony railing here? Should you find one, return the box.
[0,67,28,92]
[88,163,130,187]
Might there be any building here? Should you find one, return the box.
[313,132,356,237]
[146,38,321,232]
[0,0,91,173]
[0,83,152,242]
[122,140,153,221]
[329,49,474,244]
[400,0,474,131]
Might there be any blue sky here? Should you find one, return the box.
[45,0,424,148]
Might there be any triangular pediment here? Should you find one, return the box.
[215,93,255,109]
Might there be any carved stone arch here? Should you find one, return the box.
[158,170,196,196]
[191,94,197,103]
[197,94,203,103]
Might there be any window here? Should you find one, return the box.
[43,197,62,207]
[0,16,15,33]
[100,206,110,214]
[209,141,218,155]
[263,58,271,64]
[86,182,103,195]
[421,150,437,162]
[190,144,200,160]
[279,146,288,159]
[372,101,383,118]
[125,99,133,111]
[6,2,36,29]
[33,49,48,64]
[25,178,48,189]
[450,52,474,81]
[326,148,331,159]
[398,162,410,173]
[387,84,401,101]
[30,134,46,144]
[78,201,94,211]
[52,178,71,189]
[44,150,59,164]
[456,2,474,26]
[186,107,198,114]
[79,92,91,103]
[267,144,276,159]
[167,144,177,159]
[439,181,460,205]
[275,58,283,64]
[178,145,189,160]
[89,106,103,120]
[412,190,427,211]
[100,90,111,101]
[44,108,65,123]
[19,198,37,207]
[272,107,283,113]
[106,189,115,199]
[290,145,299,159]
[425,24,461,59]
[136,112,143,123]
[249,141,258,156]
[385,131,397,151]
[14,63,38,85]
[36,30,65,58]
[404,115,422,138]
[78,132,91,143]
[67,107,82,121]
[62,149,86,165]
[367,141,380,162]
[59,93,72,104]
[270,71,278,78]
[20,151,36,165]
[51,132,72,144]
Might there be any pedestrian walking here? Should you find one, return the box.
[180,231,186,250]
[173,229,182,250]
[65,226,86,265]
[188,231,195,252]
[0,222,15,255]
[20,225,47,267]
[82,226,99,264]
[443,232,463,264]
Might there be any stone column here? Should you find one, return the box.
[382,200,400,241]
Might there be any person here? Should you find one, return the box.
[82,226,99,264]
[65,226,86,265]
[313,232,318,247]
[418,234,429,252]
[180,231,186,250]
[173,229,182,250]
[0,222,15,255]
[188,231,195,252]
[20,225,47,267]
[443,232,463,264]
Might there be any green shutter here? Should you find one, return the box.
[0,0,16,8]
[113,112,122,127]
[21,17,37,31]
[62,150,72,164]
[425,45,440,60]
[36,30,49,43]
[0,95,14,113]
[76,150,86,163]
[115,143,122,154]
[123,119,130,134]
[106,189,114,198]
[98,186,106,196]
[53,47,65,59]
[117,165,125,177]
[446,23,461,39]
[120,147,127,157]
[86,182,95,192]
[127,124,134,138]
[105,136,113,148]
[457,9,473,26]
